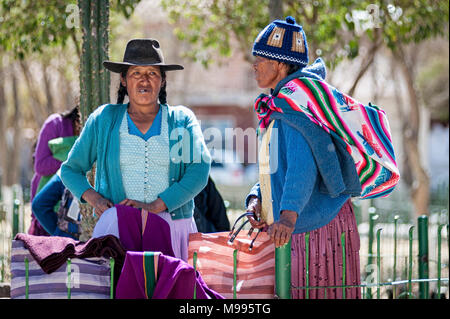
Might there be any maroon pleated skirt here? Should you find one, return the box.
[291,199,361,299]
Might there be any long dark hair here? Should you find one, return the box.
[61,105,81,135]
[116,68,167,105]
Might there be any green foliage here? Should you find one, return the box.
[160,0,367,68]
[359,0,449,50]
[161,0,270,67]
[160,0,449,69]
[111,0,141,19]
[285,0,362,69]
[0,0,78,59]
[0,0,141,59]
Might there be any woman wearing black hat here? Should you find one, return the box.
[60,39,211,261]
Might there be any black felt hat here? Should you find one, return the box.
[103,38,184,73]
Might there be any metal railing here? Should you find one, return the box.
[284,213,449,299]
[1,185,25,285]
[190,212,448,299]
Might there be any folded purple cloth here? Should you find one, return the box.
[115,206,223,299]
[14,233,126,274]
[116,205,175,257]
[116,251,224,299]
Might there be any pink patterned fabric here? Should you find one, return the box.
[254,77,400,199]
[188,231,275,299]
[291,199,361,299]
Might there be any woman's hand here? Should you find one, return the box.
[82,189,113,217]
[119,197,167,213]
[267,210,297,248]
[246,196,267,229]
[118,198,145,209]
[147,198,168,213]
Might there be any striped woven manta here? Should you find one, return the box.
[255,77,400,199]
[10,240,111,299]
[188,231,275,299]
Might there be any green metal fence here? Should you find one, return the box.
[0,185,25,285]
[281,213,449,299]
[0,201,9,284]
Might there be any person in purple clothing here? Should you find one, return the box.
[28,105,81,236]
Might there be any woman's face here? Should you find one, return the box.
[252,56,287,90]
[121,65,164,107]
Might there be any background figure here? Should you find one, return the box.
[32,173,80,239]
[246,17,362,299]
[193,176,230,233]
[61,39,211,262]
[28,106,81,236]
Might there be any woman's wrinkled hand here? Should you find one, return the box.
[119,198,147,211]
[119,197,167,214]
[246,196,267,229]
[267,210,297,248]
[82,189,113,217]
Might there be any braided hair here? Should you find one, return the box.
[116,68,167,105]
[159,71,167,105]
[116,71,128,104]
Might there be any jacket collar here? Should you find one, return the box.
[272,57,327,95]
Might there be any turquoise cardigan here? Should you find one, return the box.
[60,103,211,220]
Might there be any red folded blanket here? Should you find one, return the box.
[14,233,126,274]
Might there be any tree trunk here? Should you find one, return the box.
[19,61,47,128]
[42,63,55,114]
[56,64,75,112]
[5,68,21,186]
[79,0,93,124]
[348,35,382,97]
[78,0,110,239]
[269,0,284,21]
[71,33,82,62]
[390,56,413,186]
[394,46,430,216]
[0,66,7,191]
[98,0,110,104]
[79,0,110,122]
[403,133,430,216]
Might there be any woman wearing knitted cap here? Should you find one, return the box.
[61,39,211,261]
[245,17,364,299]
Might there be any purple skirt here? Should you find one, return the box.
[291,199,361,299]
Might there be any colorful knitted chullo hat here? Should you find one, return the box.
[252,16,308,68]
